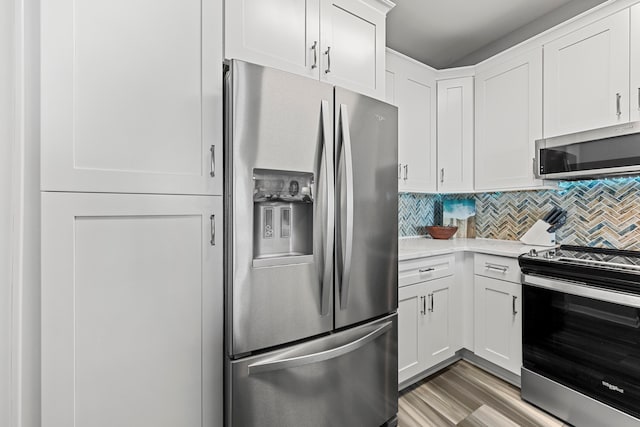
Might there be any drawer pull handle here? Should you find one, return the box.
[419,267,435,273]
[485,263,508,273]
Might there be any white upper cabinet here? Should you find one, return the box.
[226,0,392,99]
[41,0,222,195]
[225,0,320,80]
[437,77,474,193]
[631,4,640,123]
[386,50,437,193]
[320,0,387,97]
[544,9,630,137]
[475,49,543,191]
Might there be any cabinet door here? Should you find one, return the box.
[423,276,456,368]
[42,193,222,427]
[42,0,222,195]
[437,77,474,193]
[474,275,522,375]
[544,9,630,137]
[387,51,437,193]
[225,0,320,80]
[320,0,386,98]
[632,4,640,123]
[398,283,426,384]
[475,49,543,191]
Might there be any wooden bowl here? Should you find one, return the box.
[425,226,458,240]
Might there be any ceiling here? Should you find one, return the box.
[386,0,608,69]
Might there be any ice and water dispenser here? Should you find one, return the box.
[252,169,314,267]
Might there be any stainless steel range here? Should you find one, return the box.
[519,246,640,427]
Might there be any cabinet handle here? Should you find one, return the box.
[419,267,435,273]
[637,87,640,111]
[512,295,518,315]
[324,46,331,74]
[485,263,508,273]
[403,164,408,181]
[532,158,536,177]
[398,163,402,180]
[420,296,426,315]
[210,145,216,177]
[210,214,216,246]
[311,41,318,69]
[440,168,445,183]
[428,293,434,312]
[616,93,622,118]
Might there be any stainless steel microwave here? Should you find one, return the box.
[535,121,640,180]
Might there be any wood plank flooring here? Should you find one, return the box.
[399,361,568,427]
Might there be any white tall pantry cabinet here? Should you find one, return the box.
[41,0,223,425]
[42,194,222,427]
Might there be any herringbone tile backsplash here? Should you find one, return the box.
[399,177,640,250]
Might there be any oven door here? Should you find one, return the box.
[523,274,640,419]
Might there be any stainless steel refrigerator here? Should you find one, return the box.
[224,60,398,427]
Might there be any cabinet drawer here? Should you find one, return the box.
[399,255,454,287]
[474,253,520,284]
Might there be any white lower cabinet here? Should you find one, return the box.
[42,193,223,427]
[399,251,523,387]
[398,275,456,384]
[474,275,522,375]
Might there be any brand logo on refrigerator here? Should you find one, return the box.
[374,114,385,121]
[602,381,624,394]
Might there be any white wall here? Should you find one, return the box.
[450,0,607,67]
[1,0,16,423]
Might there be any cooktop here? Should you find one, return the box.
[519,245,640,295]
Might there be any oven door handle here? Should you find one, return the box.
[523,274,640,308]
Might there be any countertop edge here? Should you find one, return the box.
[398,237,555,261]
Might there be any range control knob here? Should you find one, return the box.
[544,250,556,259]
[528,249,538,257]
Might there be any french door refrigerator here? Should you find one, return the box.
[224,60,398,427]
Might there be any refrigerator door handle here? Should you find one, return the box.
[247,321,392,375]
[320,100,335,316]
[338,104,354,310]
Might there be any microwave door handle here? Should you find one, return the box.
[338,104,354,310]
[320,100,334,316]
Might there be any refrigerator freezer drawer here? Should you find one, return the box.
[227,313,398,427]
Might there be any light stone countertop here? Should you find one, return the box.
[398,237,555,261]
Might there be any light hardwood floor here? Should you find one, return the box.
[399,360,569,427]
